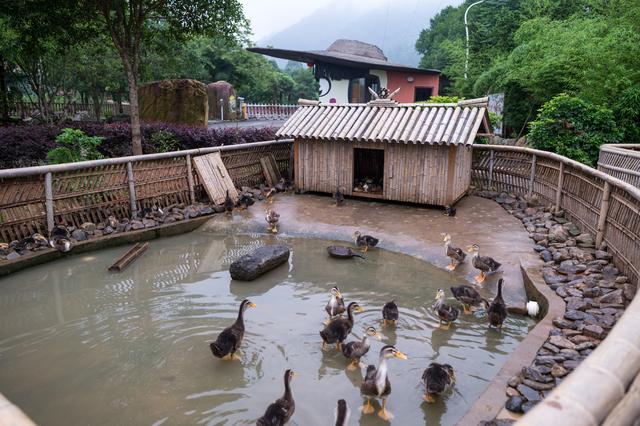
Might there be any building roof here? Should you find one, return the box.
[276,98,491,146]
[247,39,440,75]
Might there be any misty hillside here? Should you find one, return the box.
[257,0,462,67]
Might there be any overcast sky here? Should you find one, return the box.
[241,0,460,42]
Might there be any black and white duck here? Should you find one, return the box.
[224,190,234,215]
[450,285,489,314]
[324,286,345,324]
[360,345,407,421]
[49,226,72,252]
[334,399,350,426]
[444,205,456,217]
[265,209,280,233]
[342,326,381,370]
[382,300,399,327]
[466,243,501,283]
[320,302,363,351]
[274,178,287,193]
[434,289,459,330]
[333,187,345,206]
[353,231,379,253]
[422,362,455,403]
[488,279,508,331]
[256,369,296,426]
[209,299,256,360]
[442,233,466,271]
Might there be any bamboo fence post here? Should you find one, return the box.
[126,162,138,218]
[596,181,611,248]
[488,149,494,189]
[528,154,537,197]
[186,154,195,204]
[555,161,565,213]
[45,172,54,232]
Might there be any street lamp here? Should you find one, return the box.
[464,0,485,80]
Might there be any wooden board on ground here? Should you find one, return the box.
[260,154,282,187]
[193,152,238,204]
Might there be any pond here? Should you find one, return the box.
[0,231,533,425]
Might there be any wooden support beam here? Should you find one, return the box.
[555,161,565,213]
[126,162,137,218]
[528,154,537,197]
[596,181,611,248]
[186,154,195,204]
[45,172,54,233]
[488,149,494,189]
[108,242,149,273]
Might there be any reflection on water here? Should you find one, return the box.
[0,231,533,426]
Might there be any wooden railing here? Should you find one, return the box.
[0,140,293,243]
[245,103,298,120]
[8,101,131,121]
[598,143,640,189]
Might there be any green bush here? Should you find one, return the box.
[150,130,180,153]
[528,94,621,166]
[46,128,105,164]
[614,85,640,143]
[423,95,462,104]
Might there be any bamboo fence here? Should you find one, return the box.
[598,143,640,189]
[0,140,292,242]
[8,101,131,121]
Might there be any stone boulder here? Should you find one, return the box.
[139,79,208,127]
[206,81,237,120]
[230,245,290,281]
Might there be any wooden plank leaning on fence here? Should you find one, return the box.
[260,154,282,187]
[192,152,238,205]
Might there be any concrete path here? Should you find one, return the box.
[207,119,285,129]
[204,193,542,305]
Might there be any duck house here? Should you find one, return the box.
[276,97,492,206]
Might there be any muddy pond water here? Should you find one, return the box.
[0,231,533,425]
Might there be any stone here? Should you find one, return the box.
[71,229,88,241]
[576,233,595,247]
[142,218,157,228]
[93,229,103,237]
[522,367,552,383]
[199,206,213,215]
[560,348,580,359]
[522,379,554,391]
[566,299,587,311]
[548,224,569,242]
[583,324,605,339]
[552,317,573,329]
[540,250,553,262]
[506,387,521,398]
[163,215,176,224]
[557,260,586,275]
[524,207,539,216]
[564,310,586,321]
[583,287,601,298]
[507,375,522,388]
[522,401,539,414]
[516,384,541,401]
[6,251,21,260]
[139,79,209,127]
[564,223,581,237]
[597,289,624,305]
[551,364,568,378]
[130,220,145,230]
[615,276,628,284]
[80,222,96,234]
[535,356,556,366]
[575,342,596,351]
[103,226,114,235]
[533,244,547,252]
[505,396,527,413]
[549,335,577,350]
[623,283,637,301]
[595,250,611,260]
[564,359,581,370]
[602,264,619,275]
[544,268,567,285]
[229,245,290,281]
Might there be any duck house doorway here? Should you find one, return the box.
[353,147,384,196]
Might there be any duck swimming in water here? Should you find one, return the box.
[422,362,455,403]
[442,233,466,271]
[209,299,256,360]
[342,326,381,370]
[434,289,459,330]
[467,243,501,283]
[450,285,489,314]
[353,231,379,253]
[324,286,345,324]
[360,345,408,421]
[488,279,508,331]
[382,300,399,327]
[320,302,363,351]
[256,369,296,426]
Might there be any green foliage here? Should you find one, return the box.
[150,130,180,153]
[425,95,461,103]
[47,128,104,164]
[528,94,622,166]
[614,85,640,142]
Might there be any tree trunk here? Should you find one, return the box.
[125,66,142,155]
[0,57,9,121]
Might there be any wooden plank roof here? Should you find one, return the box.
[276,99,491,146]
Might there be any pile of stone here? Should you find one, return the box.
[0,202,217,262]
[474,190,636,416]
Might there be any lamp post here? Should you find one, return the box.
[464,0,485,80]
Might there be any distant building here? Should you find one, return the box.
[248,39,440,104]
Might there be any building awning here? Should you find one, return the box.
[247,39,440,76]
[276,98,491,146]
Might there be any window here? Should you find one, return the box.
[414,87,433,102]
[349,74,381,103]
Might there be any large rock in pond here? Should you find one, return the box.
[230,245,290,281]
[206,81,237,120]
[139,79,208,127]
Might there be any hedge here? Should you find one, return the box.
[0,123,277,168]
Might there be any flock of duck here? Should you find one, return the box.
[208,227,508,425]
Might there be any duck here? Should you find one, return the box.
[422,362,455,403]
[360,345,408,421]
[209,299,256,360]
[265,209,280,233]
[49,226,72,252]
[382,300,399,327]
[450,285,489,314]
[256,369,296,426]
[324,286,346,324]
[264,187,276,204]
[320,301,363,351]
[342,326,381,370]
[224,190,234,215]
[466,243,501,283]
[333,187,345,206]
[442,233,466,271]
[434,289,459,330]
[274,178,287,193]
[334,399,350,426]
[236,193,255,210]
[444,205,456,217]
[353,231,379,253]
[488,279,508,331]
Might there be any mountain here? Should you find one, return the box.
[256,0,463,67]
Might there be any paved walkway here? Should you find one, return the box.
[207,119,285,129]
[205,194,542,305]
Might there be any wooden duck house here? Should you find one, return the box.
[276,97,492,206]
